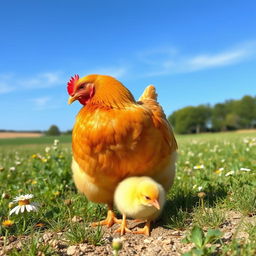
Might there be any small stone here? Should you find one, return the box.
[223,232,232,240]
[144,238,151,243]
[71,216,83,223]
[43,232,52,242]
[67,245,77,255]
[49,239,58,247]
[79,244,88,252]
[163,238,172,245]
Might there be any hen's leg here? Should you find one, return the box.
[132,220,151,236]
[91,204,121,227]
[114,213,132,235]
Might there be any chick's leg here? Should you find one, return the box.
[132,220,151,236]
[91,204,121,227]
[115,214,132,235]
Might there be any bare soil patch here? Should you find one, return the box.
[235,129,256,133]
[0,132,43,139]
[1,211,255,256]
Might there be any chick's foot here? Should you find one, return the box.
[114,214,132,235]
[132,221,151,236]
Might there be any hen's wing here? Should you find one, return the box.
[138,85,177,153]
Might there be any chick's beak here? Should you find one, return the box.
[151,199,160,210]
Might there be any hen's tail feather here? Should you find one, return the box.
[138,85,158,101]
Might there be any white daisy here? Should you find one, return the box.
[53,139,59,146]
[193,164,205,170]
[45,146,51,153]
[225,170,235,177]
[9,194,39,215]
[240,167,251,172]
[198,186,203,191]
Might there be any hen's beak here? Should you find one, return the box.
[151,199,160,210]
[68,96,77,105]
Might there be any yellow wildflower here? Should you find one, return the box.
[215,167,224,175]
[41,158,48,163]
[53,191,60,196]
[2,219,14,228]
[31,180,37,185]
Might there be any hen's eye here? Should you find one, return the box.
[78,84,85,90]
[145,196,151,200]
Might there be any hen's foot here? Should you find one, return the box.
[91,209,121,228]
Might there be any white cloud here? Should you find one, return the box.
[20,72,64,88]
[31,96,51,107]
[0,71,65,94]
[29,96,62,111]
[186,49,249,71]
[141,40,256,76]
[0,82,14,94]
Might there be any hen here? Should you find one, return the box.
[67,74,177,227]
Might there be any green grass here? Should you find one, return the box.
[0,131,255,255]
[0,135,71,146]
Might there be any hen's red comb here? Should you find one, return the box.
[67,74,79,95]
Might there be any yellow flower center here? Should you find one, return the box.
[18,199,30,206]
[2,219,14,227]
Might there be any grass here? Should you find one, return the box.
[0,131,255,255]
[0,135,71,146]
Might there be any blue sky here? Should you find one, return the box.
[1,0,256,131]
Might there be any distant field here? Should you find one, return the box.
[1,131,256,148]
[0,134,72,146]
[0,132,43,139]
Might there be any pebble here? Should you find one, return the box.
[67,245,77,255]
[43,232,52,242]
[72,216,83,223]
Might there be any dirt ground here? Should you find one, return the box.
[1,211,255,256]
[0,132,43,139]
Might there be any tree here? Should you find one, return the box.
[168,94,256,134]
[236,96,256,129]
[46,125,61,136]
[225,113,240,130]
[211,103,228,131]
[169,105,211,134]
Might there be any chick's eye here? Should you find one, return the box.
[145,196,151,200]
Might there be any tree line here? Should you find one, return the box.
[168,95,256,134]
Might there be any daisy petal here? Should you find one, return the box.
[15,206,21,215]
[26,205,32,212]
[31,205,38,212]
[21,205,25,213]
[9,206,19,216]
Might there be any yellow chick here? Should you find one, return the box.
[114,176,166,236]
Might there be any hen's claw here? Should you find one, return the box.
[91,209,121,227]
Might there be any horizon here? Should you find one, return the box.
[1,93,254,133]
[1,0,256,131]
